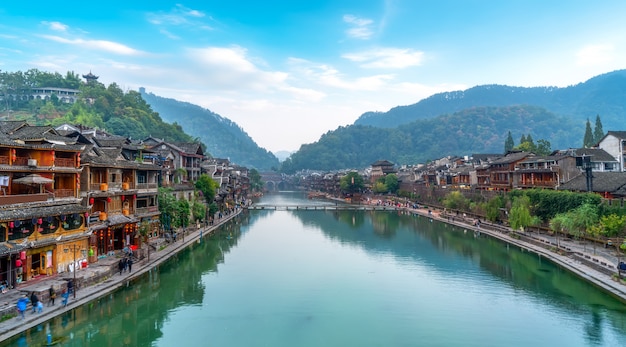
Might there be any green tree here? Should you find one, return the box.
[570,203,599,250]
[509,195,533,232]
[249,169,264,192]
[593,114,604,144]
[442,191,469,210]
[583,118,594,148]
[549,213,570,248]
[372,181,387,194]
[526,134,534,148]
[535,139,551,155]
[519,134,527,145]
[484,195,504,222]
[384,174,399,194]
[599,213,626,237]
[340,172,364,194]
[504,131,514,153]
[195,173,219,204]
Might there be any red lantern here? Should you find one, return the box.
[121,195,125,201]
[9,221,14,228]
[133,195,136,200]
[107,197,112,203]
[37,218,43,225]
[89,197,94,204]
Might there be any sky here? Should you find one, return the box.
[1,1,626,154]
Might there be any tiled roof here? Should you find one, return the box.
[559,172,626,193]
[0,202,89,222]
[606,131,626,140]
[490,151,532,164]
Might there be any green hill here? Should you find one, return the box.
[281,105,581,172]
[355,69,626,130]
[139,89,279,170]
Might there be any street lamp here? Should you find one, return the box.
[64,245,82,299]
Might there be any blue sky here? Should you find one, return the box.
[1,1,626,153]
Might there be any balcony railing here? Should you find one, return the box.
[54,189,75,198]
[0,156,9,165]
[136,182,158,190]
[54,158,75,167]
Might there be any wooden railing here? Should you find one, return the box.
[54,158,75,167]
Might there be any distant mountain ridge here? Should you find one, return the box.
[355,69,626,130]
[282,69,626,172]
[140,89,279,170]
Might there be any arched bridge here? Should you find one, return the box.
[260,172,293,192]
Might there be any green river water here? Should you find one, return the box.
[3,192,626,346]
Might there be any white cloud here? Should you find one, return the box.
[343,14,374,40]
[576,44,614,66]
[287,58,393,91]
[342,48,425,69]
[186,46,288,90]
[41,35,144,56]
[42,21,68,32]
[146,4,212,30]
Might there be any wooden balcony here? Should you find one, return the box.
[54,157,76,168]
[0,193,48,206]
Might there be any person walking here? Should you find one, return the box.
[118,258,124,275]
[49,285,56,306]
[16,295,29,320]
[30,292,39,313]
[127,256,133,273]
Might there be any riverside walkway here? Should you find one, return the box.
[0,210,242,342]
[246,204,397,211]
[408,206,626,303]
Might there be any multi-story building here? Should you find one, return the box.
[0,121,88,287]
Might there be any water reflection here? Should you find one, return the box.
[3,202,626,346]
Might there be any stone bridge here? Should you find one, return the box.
[260,172,293,192]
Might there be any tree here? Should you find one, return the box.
[443,191,469,210]
[509,195,533,233]
[484,195,504,222]
[195,173,219,204]
[526,134,534,148]
[593,114,604,144]
[504,131,514,153]
[583,118,594,148]
[570,203,599,250]
[384,174,399,194]
[535,139,551,155]
[599,214,626,237]
[519,134,527,145]
[340,172,364,195]
[248,169,264,192]
[549,213,570,249]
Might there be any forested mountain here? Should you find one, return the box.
[281,105,581,172]
[140,89,279,170]
[1,69,194,144]
[355,69,626,130]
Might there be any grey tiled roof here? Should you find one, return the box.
[559,172,626,194]
[0,202,89,222]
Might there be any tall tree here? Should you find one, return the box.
[504,131,514,153]
[583,118,594,148]
[519,134,527,145]
[340,171,364,194]
[525,134,534,148]
[593,114,604,144]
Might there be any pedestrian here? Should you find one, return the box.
[49,285,56,306]
[16,295,29,320]
[122,257,128,273]
[36,300,44,313]
[127,257,133,273]
[61,289,69,306]
[30,292,39,313]
[118,258,124,275]
[67,279,74,296]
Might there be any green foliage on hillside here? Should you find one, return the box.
[281,105,579,172]
[1,69,195,144]
[140,90,279,170]
[355,69,626,132]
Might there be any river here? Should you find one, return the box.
[2,191,626,346]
